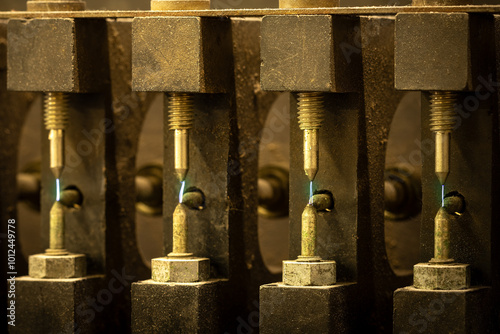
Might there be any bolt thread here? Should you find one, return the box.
[168,93,195,130]
[297,92,325,130]
[44,92,69,130]
[429,91,457,133]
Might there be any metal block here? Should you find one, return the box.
[151,256,210,283]
[150,0,210,10]
[11,275,105,334]
[132,17,232,93]
[395,13,495,91]
[260,282,358,333]
[413,262,470,290]
[132,279,226,334]
[260,15,361,92]
[29,253,86,279]
[283,260,336,286]
[7,18,108,92]
[393,286,493,334]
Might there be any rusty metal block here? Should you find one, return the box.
[29,253,86,279]
[132,17,232,93]
[7,18,108,92]
[394,286,493,334]
[151,256,210,283]
[132,279,226,334]
[260,15,361,92]
[395,13,495,91]
[283,260,336,286]
[260,282,359,333]
[12,275,105,334]
[413,262,470,290]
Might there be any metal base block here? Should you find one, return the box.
[413,262,470,290]
[11,275,105,334]
[393,286,493,334]
[260,282,358,334]
[283,260,336,286]
[29,253,87,279]
[131,279,227,334]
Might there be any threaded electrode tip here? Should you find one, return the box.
[429,91,458,133]
[168,93,195,130]
[44,92,69,130]
[297,92,325,130]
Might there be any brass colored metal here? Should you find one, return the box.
[412,0,469,5]
[429,91,458,185]
[4,7,500,19]
[44,92,69,179]
[151,0,210,10]
[297,92,325,182]
[279,0,338,8]
[169,203,193,257]
[168,93,194,182]
[47,201,67,255]
[299,204,319,260]
[26,0,86,12]
[430,207,454,263]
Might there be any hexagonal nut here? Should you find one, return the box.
[151,257,210,283]
[414,262,470,290]
[283,260,336,286]
[29,253,86,279]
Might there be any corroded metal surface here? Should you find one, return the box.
[151,256,210,282]
[283,260,336,286]
[132,279,226,333]
[300,204,318,258]
[394,287,492,334]
[169,203,192,256]
[28,253,87,278]
[12,276,106,334]
[431,207,454,263]
[260,283,359,334]
[413,262,470,289]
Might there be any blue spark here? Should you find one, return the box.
[309,181,313,205]
[56,178,61,202]
[179,181,185,204]
[441,184,445,208]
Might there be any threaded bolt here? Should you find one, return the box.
[429,91,458,185]
[168,93,195,182]
[429,91,457,133]
[168,93,195,130]
[44,92,69,180]
[297,92,325,130]
[44,92,69,130]
[297,92,325,182]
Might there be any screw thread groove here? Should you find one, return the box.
[168,93,195,130]
[297,92,325,130]
[429,91,458,133]
[44,92,69,130]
